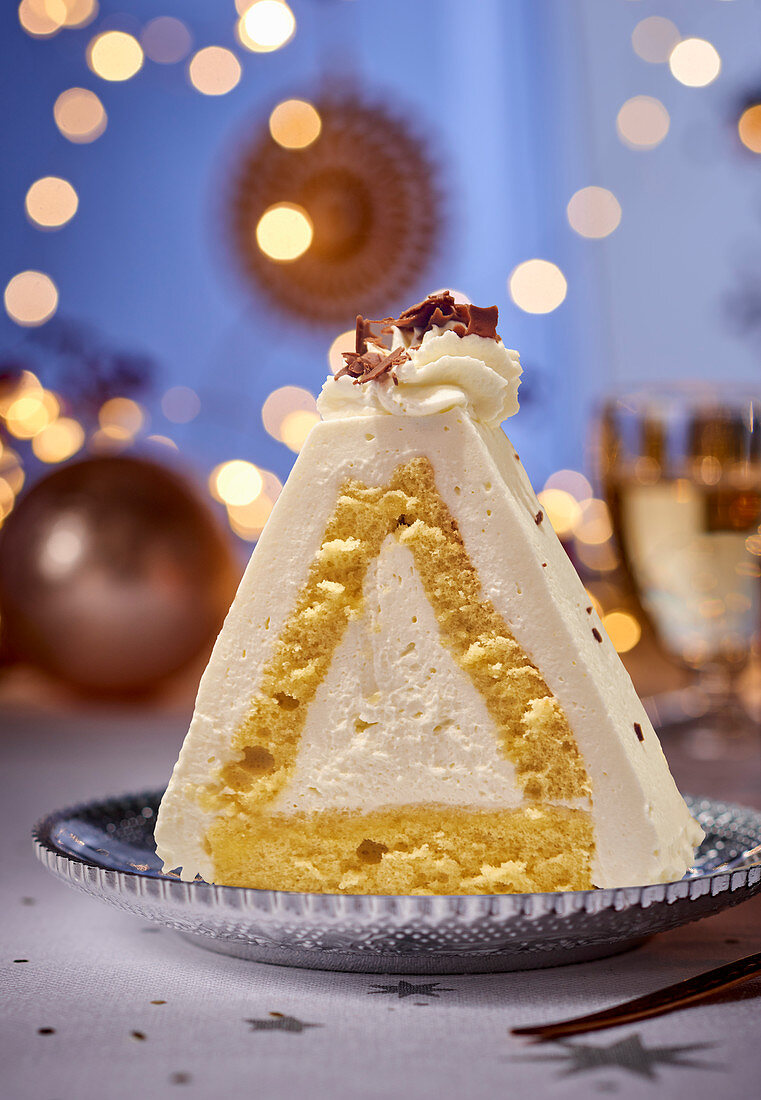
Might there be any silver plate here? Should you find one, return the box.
[33,791,761,974]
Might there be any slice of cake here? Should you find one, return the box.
[155,292,702,894]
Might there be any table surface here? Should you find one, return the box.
[2,706,760,1100]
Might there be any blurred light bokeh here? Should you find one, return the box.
[2,0,760,702]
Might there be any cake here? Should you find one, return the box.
[155,292,703,895]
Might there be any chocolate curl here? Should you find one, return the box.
[393,291,469,332]
[335,345,408,385]
[332,292,501,386]
[464,303,499,340]
[391,292,500,341]
[355,314,387,355]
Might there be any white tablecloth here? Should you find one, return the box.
[2,708,760,1100]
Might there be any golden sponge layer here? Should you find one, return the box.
[200,457,593,893]
[207,803,594,894]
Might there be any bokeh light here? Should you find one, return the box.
[98,397,144,439]
[543,469,593,502]
[145,434,178,450]
[87,30,144,82]
[5,390,59,439]
[269,99,322,149]
[669,38,721,88]
[4,271,58,327]
[32,418,85,463]
[616,95,670,150]
[566,187,621,239]
[216,466,282,533]
[0,446,25,496]
[601,610,642,654]
[280,410,320,452]
[262,386,319,444]
[18,0,65,38]
[61,0,98,27]
[261,468,283,501]
[25,176,78,229]
[54,87,107,144]
[745,533,761,557]
[238,1,296,53]
[256,203,313,262]
[631,17,680,64]
[210,460,263,506]
[574,498,614,545]
[0,371,42,417]
[575,540,620,573]
[508,260,567,314]
[227,494,275,541]
[537,489,582,539]
[0,477,15,524]
[141,16,192,64]
[188,47,241,96]
[328,329,356,375]
[161,386,201,424]
[738,105,761,154]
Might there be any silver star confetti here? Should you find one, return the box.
[515,1033,717,1080]
[245,1013,321,1033]
[368,981,455,999]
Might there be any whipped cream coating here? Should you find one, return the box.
[317,325,522,427]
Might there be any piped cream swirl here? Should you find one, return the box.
[317,325,522,427]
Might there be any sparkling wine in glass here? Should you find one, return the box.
[600,386,760,745]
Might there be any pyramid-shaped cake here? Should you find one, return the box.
[155,293,702,894]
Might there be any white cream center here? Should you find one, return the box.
[270,537,523,814]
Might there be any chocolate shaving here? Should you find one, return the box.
[380,290,499,341]
[634,722,644,742]
[465,303,499,339]
[336,345,408,385]
[354,313,387,356]
[390,291,499,340]
[393,291,467,333]
[333,292,501,387]
[592,628,602,643]
[535,510,544,525]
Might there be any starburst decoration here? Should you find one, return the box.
[514,1033,718,1081]
[229,92,443,323]
[245,1013,321,1033]
[368,980,455,1000]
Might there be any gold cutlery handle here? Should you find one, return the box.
[512,951,761,1042]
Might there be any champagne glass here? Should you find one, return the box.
[599,385,760,751]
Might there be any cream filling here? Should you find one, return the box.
[270,538,526,814]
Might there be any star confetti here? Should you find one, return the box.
[514,1033,718,1081]
[245,1013,321,1034]
[368,981,455,1000]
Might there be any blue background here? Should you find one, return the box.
[2,0,760,498]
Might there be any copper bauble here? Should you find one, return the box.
[0,456,238,695]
